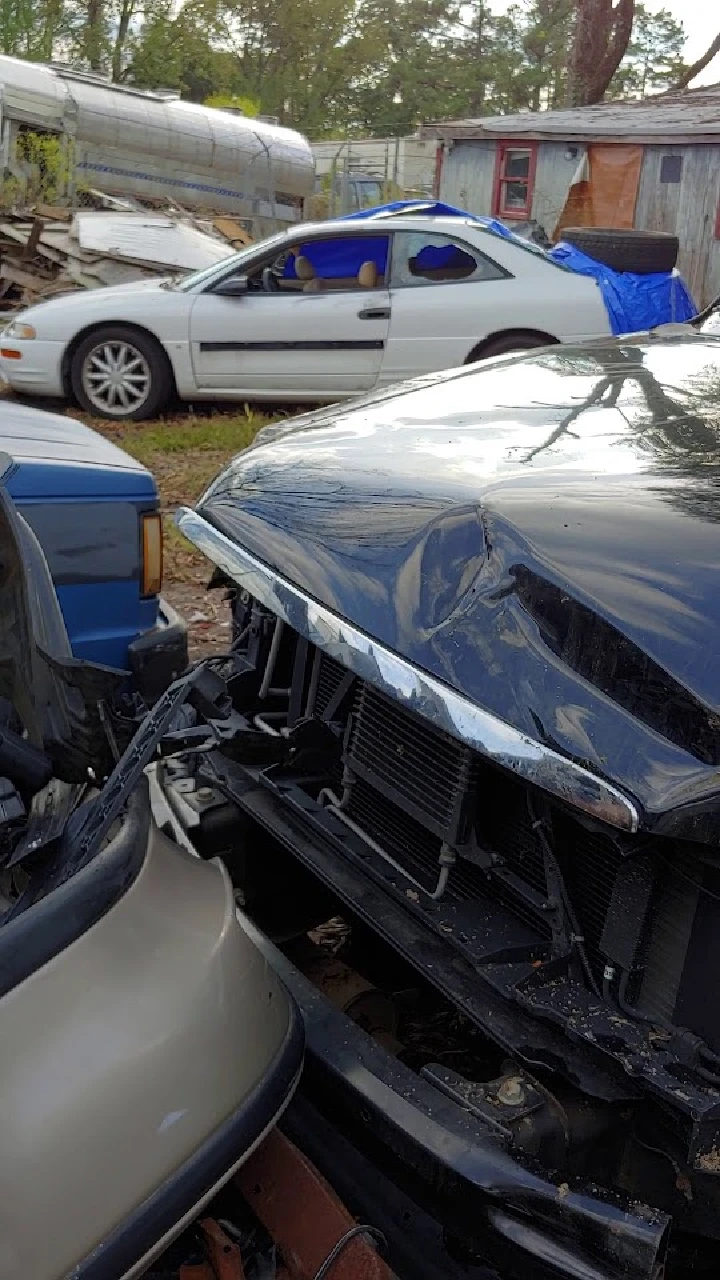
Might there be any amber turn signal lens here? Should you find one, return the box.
[141,512,163,597]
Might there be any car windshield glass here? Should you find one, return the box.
[176,230,292,291]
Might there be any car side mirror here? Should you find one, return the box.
[212,275,249,297]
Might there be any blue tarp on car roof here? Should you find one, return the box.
[340,200,525,243]
[286,199,697,333]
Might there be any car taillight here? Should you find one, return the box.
[141,512,163,597]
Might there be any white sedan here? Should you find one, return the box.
[0,214,612,421]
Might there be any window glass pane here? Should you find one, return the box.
[501,181,529,210]
[659,155,682,184]
[504,150,530,179]
[284,234,389,288]
[391,231,505,287]
[354,180,383,208]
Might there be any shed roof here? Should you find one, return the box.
[421,82,720,146]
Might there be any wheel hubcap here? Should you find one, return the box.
[82,342,151,415]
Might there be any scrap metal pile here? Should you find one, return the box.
[0,194,252,311]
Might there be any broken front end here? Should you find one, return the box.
[164,342,720,1280]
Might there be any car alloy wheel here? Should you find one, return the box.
[81,340,152,416]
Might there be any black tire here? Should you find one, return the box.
[470,333,554,361]
[71,324,173,421]
[561,227,679,275]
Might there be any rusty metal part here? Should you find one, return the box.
[199,1217,247,1280]
[297,954,401,1053]
[236,1129,393,1280]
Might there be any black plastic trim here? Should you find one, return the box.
[69,997,304,1280]
[199,339,385,352]
[128,597,189,702]
[0,779,149,999]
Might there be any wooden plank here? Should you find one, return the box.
[0,260,51,291]
[213,216,253,246]
[33,204,71,222]
[21,218,44,262]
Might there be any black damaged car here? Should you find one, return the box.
[160,333,720,1280]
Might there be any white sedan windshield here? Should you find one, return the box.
[176,229,292,291]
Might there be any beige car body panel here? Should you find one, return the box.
[0,796,299,1280]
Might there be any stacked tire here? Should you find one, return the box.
[560,227,679,275]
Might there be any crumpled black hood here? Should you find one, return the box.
[197,334,720,836]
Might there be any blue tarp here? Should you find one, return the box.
[549,241,697,335]
[340,200,526,245]
[287,199,697,333]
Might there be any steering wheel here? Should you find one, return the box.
[262,266,279,293]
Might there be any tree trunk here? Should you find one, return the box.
[467,0,487,116]
[86,0,105,71]
[566,0,635,107]
[671,31,720,90]
[112,0,135,81]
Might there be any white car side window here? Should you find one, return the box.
[391,231,507,289]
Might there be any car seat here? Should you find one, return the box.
[357,261,378,288]
[294,255,323,292]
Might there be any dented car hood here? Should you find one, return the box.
[196,334,720,835]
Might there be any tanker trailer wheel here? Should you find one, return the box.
[71,324,173,421]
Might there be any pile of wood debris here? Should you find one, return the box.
[0,191,253,312]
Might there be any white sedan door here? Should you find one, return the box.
[379,229,527,385]
[189,280,390,398]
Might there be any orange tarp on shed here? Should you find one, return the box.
[555,143,643,237]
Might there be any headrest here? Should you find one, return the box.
[358,260,378,288]
[294,254,315,281]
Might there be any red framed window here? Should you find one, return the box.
[492,142,538,220]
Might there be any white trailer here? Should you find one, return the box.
[0,55,314,230]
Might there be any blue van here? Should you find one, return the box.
[0,400,187,699]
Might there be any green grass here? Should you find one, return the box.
[106,408,272,468]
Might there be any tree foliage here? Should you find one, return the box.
[0,0,692,136]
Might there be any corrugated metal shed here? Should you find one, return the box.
[421,83,720,146]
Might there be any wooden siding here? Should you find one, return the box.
[531,142,585,234]
[439,135,720,307]
[440,138,581,234]
[636,144,720,307]
[438,140,495,214]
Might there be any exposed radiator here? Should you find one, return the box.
[311,653,348,718]
[346,683,477,842]
[341,671,625,979]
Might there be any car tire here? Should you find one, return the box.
[560,227,679,275]
[471,333,554,361]
[71,325,173,421]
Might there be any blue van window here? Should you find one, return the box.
[22,503,140,585]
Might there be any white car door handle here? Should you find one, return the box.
[358,306,390,320]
